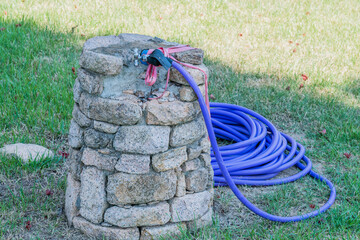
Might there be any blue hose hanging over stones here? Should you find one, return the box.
[65,35,336,240]
[143,45,336,222]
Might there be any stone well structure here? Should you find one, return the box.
[65,33,213,240]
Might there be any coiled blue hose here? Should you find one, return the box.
[172,61,336,222]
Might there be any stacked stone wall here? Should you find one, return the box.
[65,33,213,240]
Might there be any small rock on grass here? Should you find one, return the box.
[0,143,54,163]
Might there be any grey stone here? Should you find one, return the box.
[170,191,212,222]
[199,153,212,167]
[206,164,214,189]
[179,85,206,102]
[100,222,113,227]
[118,33,178,50]
[187,145,203,160]
[65,173,80,226]
[118,33,154,44]
[73,79,82,103]
[115,154,150,174]
[79,50,123,75]
[80,167,107,224]
[146,100,199,125]
[140,223,187,240]
[171,48,204,65]
[67,148,83,180]
[0,143,54,163]
[200,136,211,153]
[152,147,187,172]
[97,148,112,154]
[72,104,91,127]
[111,94,141,102]
[107,170,176,205]
[151,89,170,99]
[153,84,180,101]
[185,168,208,192]
[84,129,111,149]
[101,65,154,99]
[182,158,201,172]
[113,126,170,154]
[175,168,186,197]
[170,64,208,86]
[186,210,213,230]
[83,35,121,51]
[81,148,117,171]
[208,187,215,202]
[99,34,179,99]
[104,202,170,227]
[94,120,119,134]
[68,119,84,149]
[77,68,104,94]
[73,217,139,240]
[170,117,206,147]
[79,93,142,125]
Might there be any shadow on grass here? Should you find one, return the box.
[0,18,82,148]
[1,18,360,239]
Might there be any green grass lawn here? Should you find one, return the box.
[1,0,359,239]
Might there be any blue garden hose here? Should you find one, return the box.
[172,61,336,222]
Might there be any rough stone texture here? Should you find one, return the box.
[68,119,84,149]
[107,170,176,205]
[67,148,83,181]
[170,64,208,86]
[170,191,212,222]
[80,167,107,224]
[185,168,208,192]
[146,100,199,125]
[65,173,80,226]
[175,168,186,197]
[101,222,113,227]
[73,79,82,103]
[79,93,142,125]
[118,33,177,51]
[186,210,213,230]
[187,145,203,160]
[68,34,213,236]
[152,147,187,172]
[115,154,150,174]
[182,158,201,172]
[179,84,205,102]
[83,35,121,51]
[72,104,91,127]
[73,217,139,240]
[170,117,206,147]
[113,126,170,154]
[81,148,117,171]
[104,202,170,227]
[77,68,104,94]
[140,223,187,240]
[200,136,211,153]
[94,120,119,134]
[79,50,123,75]
[98,34,180,99]
[206,165,214,189]
[199,153,212,167]
[171,48,204,65]
[0,143,54,163]
[84,129,111,149]
[101,66,157,99]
